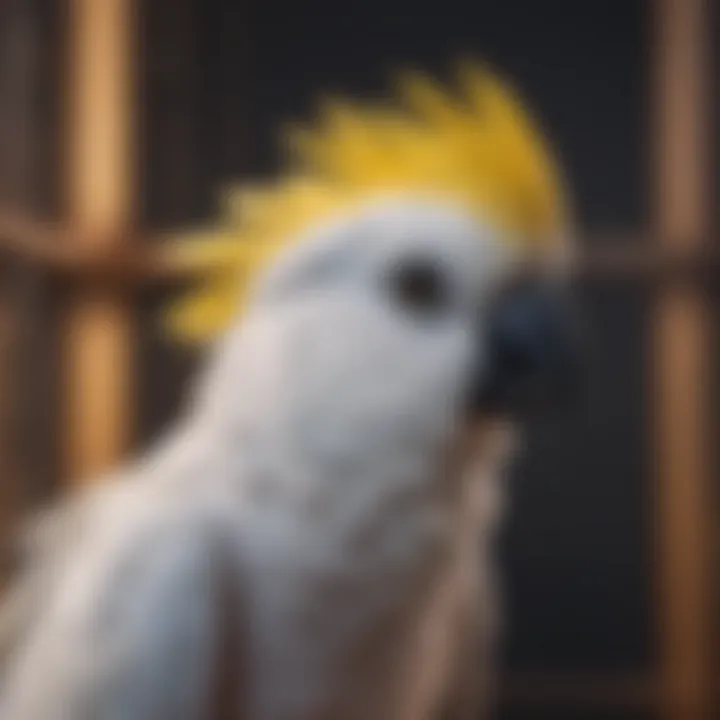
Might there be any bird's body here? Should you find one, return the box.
[0,365,508,720]
[0,65,575,720]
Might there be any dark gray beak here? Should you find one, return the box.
[472,279,582,417]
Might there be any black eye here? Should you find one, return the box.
[388,258,449,315]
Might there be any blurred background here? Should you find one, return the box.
[0,0,717,718]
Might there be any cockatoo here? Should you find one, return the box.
[0,64,577,720]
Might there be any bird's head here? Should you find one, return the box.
[168,64,580,468]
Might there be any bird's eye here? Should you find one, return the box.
[387,258,450,316]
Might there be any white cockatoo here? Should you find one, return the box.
[0,64,576,720]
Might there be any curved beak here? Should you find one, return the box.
[471,280,582,417]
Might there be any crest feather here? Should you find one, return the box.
[167,63,568,342]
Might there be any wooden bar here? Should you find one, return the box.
[63,0,137,483]
[0,277,17,585]
[1,208,719,285]
[0,0,49,575]
[0,1,30,561]
[652,0,713,717]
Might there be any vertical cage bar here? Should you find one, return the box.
[62,0,137,483]
[652,0,713,716]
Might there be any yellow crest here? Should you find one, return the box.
[166,62,568,342]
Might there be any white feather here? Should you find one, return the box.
[0,199,526,720]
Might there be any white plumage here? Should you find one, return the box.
[0,199,536,720]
